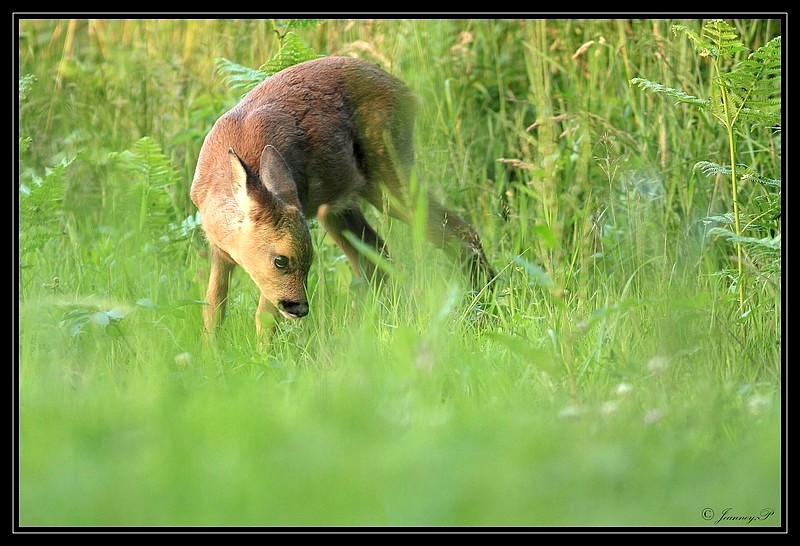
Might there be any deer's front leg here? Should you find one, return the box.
[204,245,236,334]
[255,293,281,339]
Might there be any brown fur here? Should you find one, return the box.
[191,56,495,335]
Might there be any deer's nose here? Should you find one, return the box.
[279,300,309,318]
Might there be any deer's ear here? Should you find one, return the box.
[229,147,282,220]
[259,145,301,209]
[228,147,252,211]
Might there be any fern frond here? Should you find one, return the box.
[215,33,322,94]
[741,171,781,189]
[708,228,780,280]
[629,78,709,107]
[19,74,36,102]
[701,20,748,60]
[277,19,324,29]
[707,227,780,250]
[672,24,714,57]
[702,213,736,226]
[734,102,782,128]
[215,57,268,94]
[19,136,31,155]
[694,161,781,189]
[19,156,74,256]
[672,21,748,63]
[111,136,179,190]
[694,160,731,177]
[260,32,322,77]
[107,137,181,235]
[720,36,781,128]
[738,166,781,189]
[745,35,781,69]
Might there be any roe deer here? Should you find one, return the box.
[190,55,495,335]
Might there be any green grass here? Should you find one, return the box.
[17,18,782,528]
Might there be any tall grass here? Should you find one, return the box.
[17,18,782,528]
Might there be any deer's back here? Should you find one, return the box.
[191,56,416,218]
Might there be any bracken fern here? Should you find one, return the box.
[18,156,73,260]
[106,136,182,237]
[18,74,73,266]
[215,20,323,94]
[630,20,781,316]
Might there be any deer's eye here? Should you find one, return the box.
[274,255,289,270]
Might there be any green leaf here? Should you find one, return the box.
[629,78,709,107]
[215,57,268,94]
[136,298,156,309]
[165,211,203,244]
[91,312,111,326]
[59,309,92,337]
[105,308,128,321]
[260,32,322,77]
[68,317,90,337]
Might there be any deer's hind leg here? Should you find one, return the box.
[318,205,389,284]
[368,145,496,291]
[422,194,496,289]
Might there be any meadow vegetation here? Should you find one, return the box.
[17,18,782,527]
